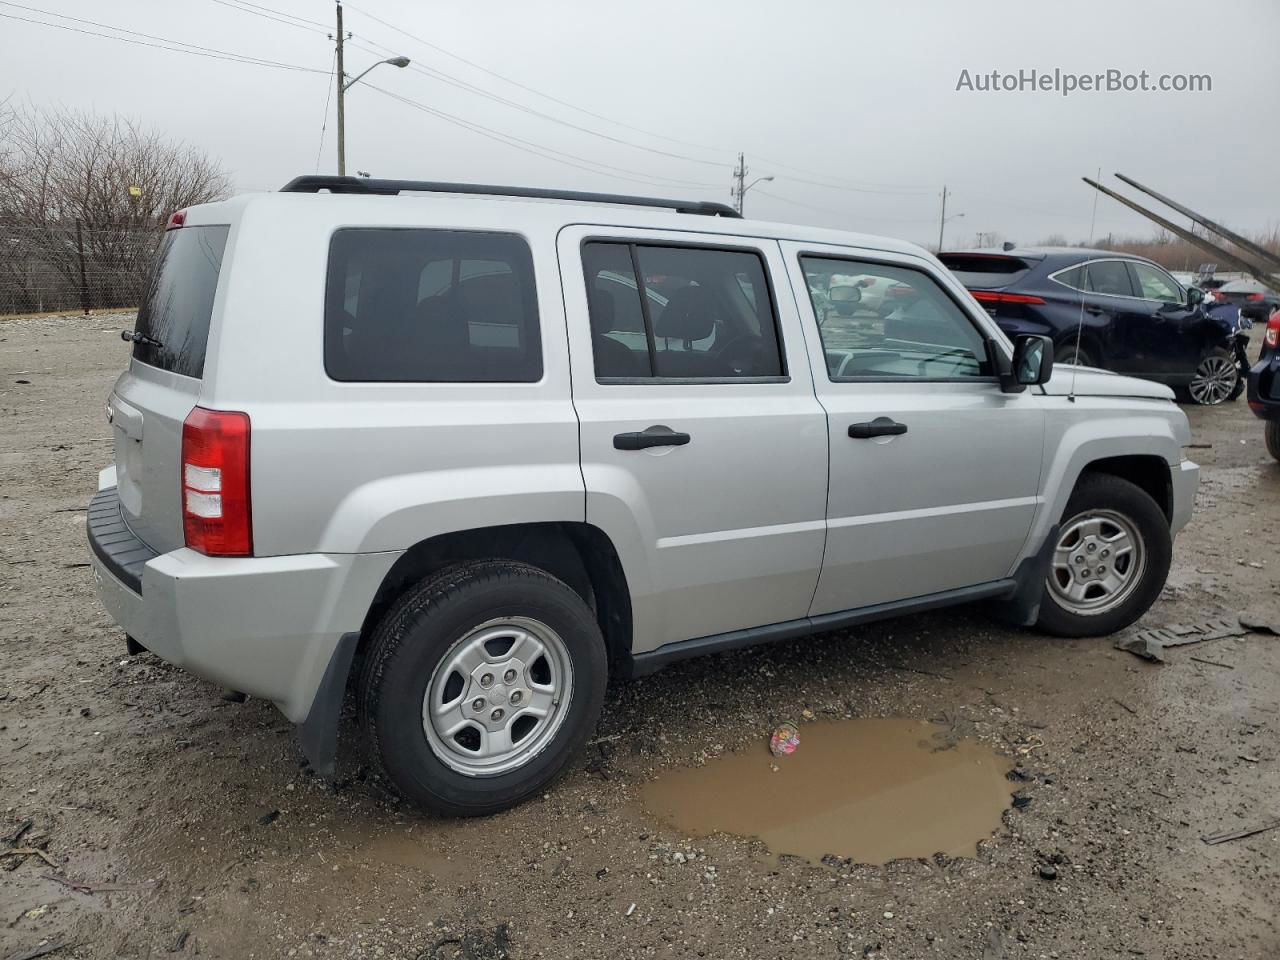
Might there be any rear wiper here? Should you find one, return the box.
[121,330,162,349]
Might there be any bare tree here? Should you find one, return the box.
[0,104,230,311]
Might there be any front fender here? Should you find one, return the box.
[1019,399,1187,566]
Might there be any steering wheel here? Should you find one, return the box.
[713,334,767,377]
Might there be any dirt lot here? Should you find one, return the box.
[2,314,1278,960]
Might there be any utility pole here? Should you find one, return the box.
[732,152,746,215]
[936,184,948,251]
[335,1,346,175]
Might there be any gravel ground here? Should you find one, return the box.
[1,314,1278,960]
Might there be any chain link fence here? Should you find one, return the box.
[0,221,161,316]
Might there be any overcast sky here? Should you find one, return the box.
[4,0,1277,248]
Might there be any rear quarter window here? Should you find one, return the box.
[132,225,229,378]
[324,229,541,383]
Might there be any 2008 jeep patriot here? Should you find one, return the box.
[88,176,1198,815]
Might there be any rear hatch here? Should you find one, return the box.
[111,222,229,554]
[938,252,1042,320]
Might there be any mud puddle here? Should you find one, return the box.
[642,717,1013,864]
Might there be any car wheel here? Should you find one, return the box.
[359,560,607,816]
[1187,347,1240,405]
[1267,421,1280,463]
[1054,343,1094,367]
[1037,473,1171,638]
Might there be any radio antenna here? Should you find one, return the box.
[1069,166,1102,403]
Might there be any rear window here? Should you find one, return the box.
[325,229,541,383]
[938,254,1033,289]
[132,225,229,378]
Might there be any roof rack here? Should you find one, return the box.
[278,175,741,218]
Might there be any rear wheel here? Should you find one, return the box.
[1187,347,1241,405]
[1037,473,1171,637]
[1266,421,1280,463]
[359,560,607,816]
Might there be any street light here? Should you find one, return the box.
[739,174,773,215]
[336,51,410,175]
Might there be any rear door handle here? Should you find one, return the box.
[613,425,691,450]
[848,417,907,439]
[1084,305,1105,315]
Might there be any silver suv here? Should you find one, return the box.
[88,177,1198,815]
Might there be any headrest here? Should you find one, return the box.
[654,286,715,341]
[589,283,617,333]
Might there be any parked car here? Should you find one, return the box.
[89,179,1198,816]
[1246,333,1280,461]
[1214,279,1280,326]
[938,247,1249,405]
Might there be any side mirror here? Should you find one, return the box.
[1012,334,1054,385]
[1187,286,1204,307]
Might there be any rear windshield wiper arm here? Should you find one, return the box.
[121,330,163,349]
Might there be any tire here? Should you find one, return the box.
[1036,473,1172,638]
[358,560,607,816]
[1187,347,1241,405]
[1267,421,1280,463]
[1054,342,1094,367]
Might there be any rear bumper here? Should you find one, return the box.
[87,483,399,723]
[1171,458,1199,535]
[1247,357,1280,421]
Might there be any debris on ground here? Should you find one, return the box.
[5,939,72,960]
[0,848,56,868]
[1114,618,1250,662]
[1238,610,1280,636]
[257,809,280,826]
[769,722,800,757]
[1201,819,1280,845]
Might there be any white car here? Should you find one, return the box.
[87,177,1198,815]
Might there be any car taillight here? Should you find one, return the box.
[1246,292,1264,301]
[1266,311,1280,349]
[181,407,252,557]
[969,290,1047,305]
[166,209,186,230]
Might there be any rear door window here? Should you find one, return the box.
[582,241,784,380]
[132,225,229,378]
[325,229,541,382]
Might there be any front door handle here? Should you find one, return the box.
[848,417,907,439]
[614,425,691,451]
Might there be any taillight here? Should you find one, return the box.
[1246,292,1264,302]
[181,407,252,557]
[970,290,1047,305]
[1266,311,1280,349]
[166,209,186,230]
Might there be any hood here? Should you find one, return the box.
[1040,365,1176,400]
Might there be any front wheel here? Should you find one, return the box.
[1187,347,1241,405]
[358,560,607,816]
[1266,421,1280,463]
[1037,473,1172,637]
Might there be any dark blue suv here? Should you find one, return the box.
[939,248,1248,405]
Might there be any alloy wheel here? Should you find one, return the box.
[1188,353,1239,405]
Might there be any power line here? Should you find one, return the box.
[212,0,938,196]
[754,188,938,224]
[364,83,721,192]
[0,3,326,73]
[207,0,328,35]
[348,38,721,183]
[213,0,327,30]
[344,1,729,157]
[315,49,337,174]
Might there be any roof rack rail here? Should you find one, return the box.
[278,175,742,218]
